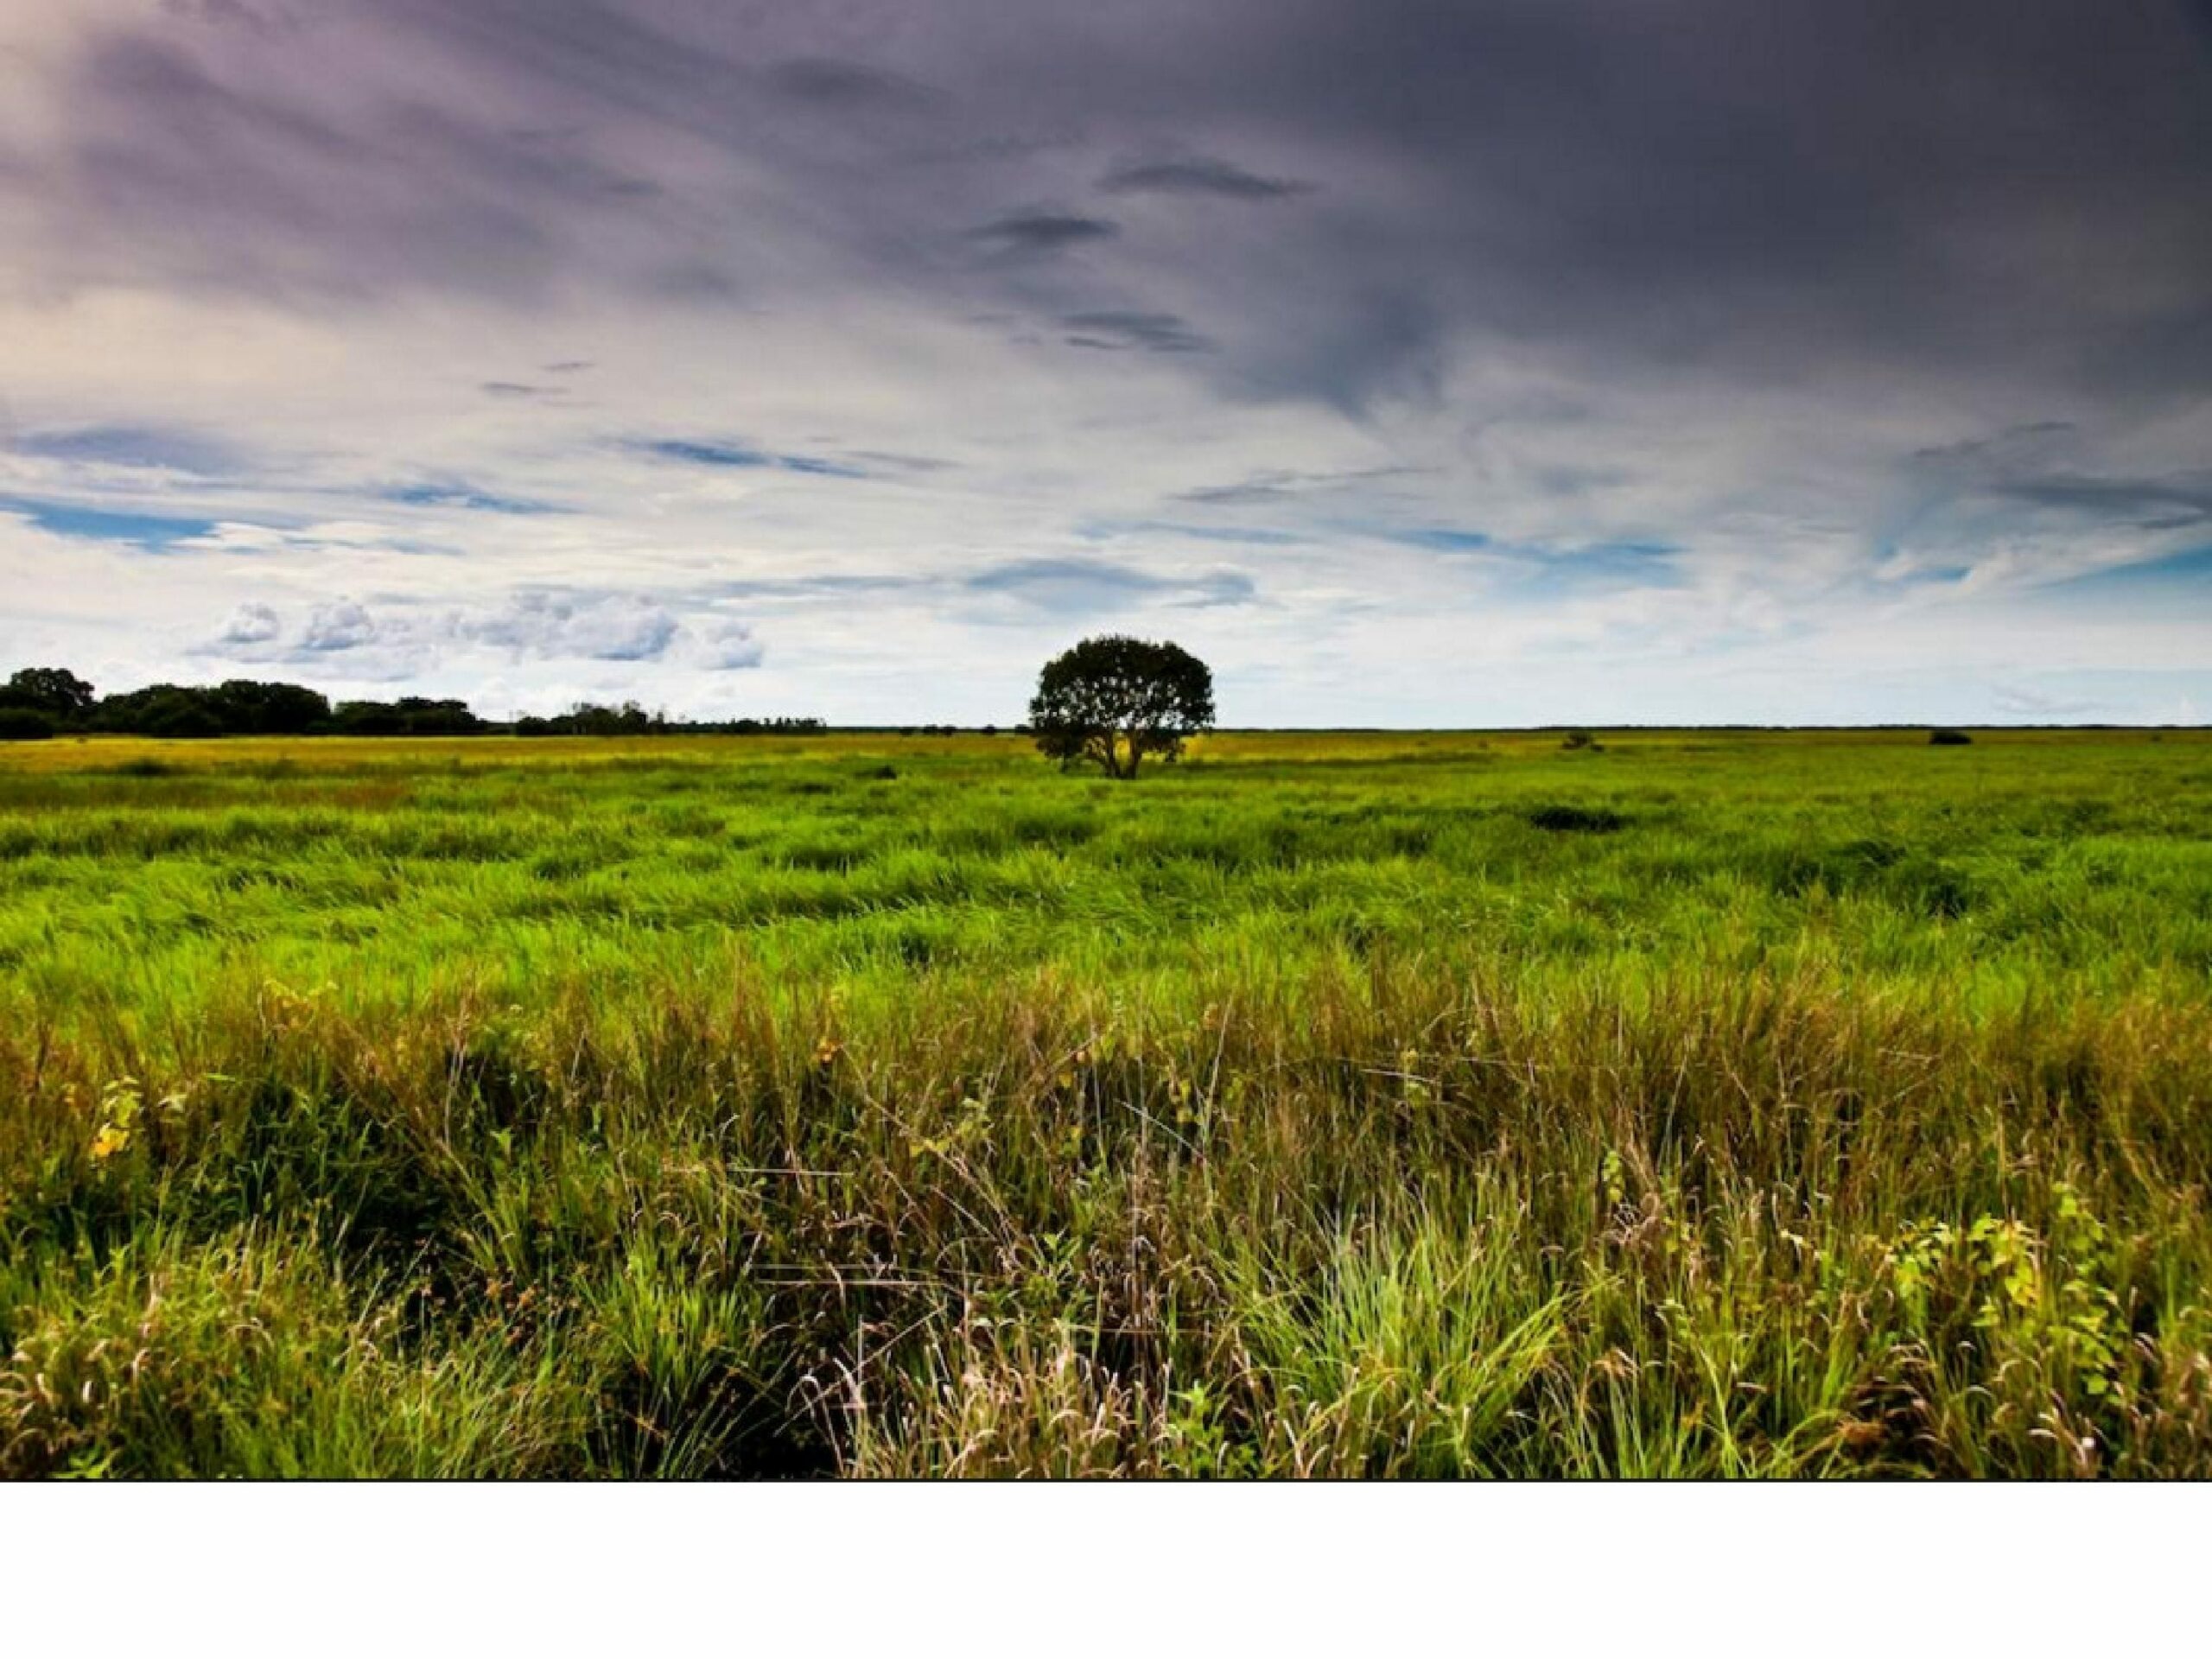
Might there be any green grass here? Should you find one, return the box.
[3,728,2209,1476]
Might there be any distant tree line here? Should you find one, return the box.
[513,702,826,737]
[0,666,823,741]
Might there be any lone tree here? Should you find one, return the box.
[1029,635,1215,779]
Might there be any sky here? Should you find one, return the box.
[2,0,2209,726]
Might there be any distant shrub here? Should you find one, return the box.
[862,765,899,781]
[1832,836,1906,872]
[1527,803,1624,833]
[781,839,867,872]
[0,706,56,741]
[1929,728,1973,746]
[106,758,176,778]
[1560,728,1595,750]
[1761,840,1975,917]
[1889,855,1976,918]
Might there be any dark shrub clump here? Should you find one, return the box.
[1527,803,1624,833]
[1929,728,1974,746]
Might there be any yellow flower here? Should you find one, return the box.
[90,1123,130,1161]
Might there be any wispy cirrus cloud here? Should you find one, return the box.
[1096,155,1313,200]
[966,556,1256,613]
[1061,312,1211,354]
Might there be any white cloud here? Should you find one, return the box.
[696,619,766,670]
[467,591,678,663]
[298,599,378,652]
[216,601,281,644]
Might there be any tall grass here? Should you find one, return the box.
[3,730,2209,1476]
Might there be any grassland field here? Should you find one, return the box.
[3,727,2209,1476]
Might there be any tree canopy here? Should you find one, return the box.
[1028,635,1215,779]
[3,667,95,718]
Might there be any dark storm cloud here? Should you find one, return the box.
[1096,156,1313,200]
[21,1,2209,414]
[766,57,938,108]
[1061,312,1211,353]
[1994,475,2212,527]
[1887,420,2212,548]
[1909,423,2079,467]
[37,29,651,302]
[967,211,1120,256]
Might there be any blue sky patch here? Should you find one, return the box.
[776,454,868,479]
[1497,540,1688,595]
[640,440,866,478]
[645,439,775,467]
[1,497,217,549]
[383,485,563,514]
[2053,543,2212,592]
[1379,527,1492,552]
